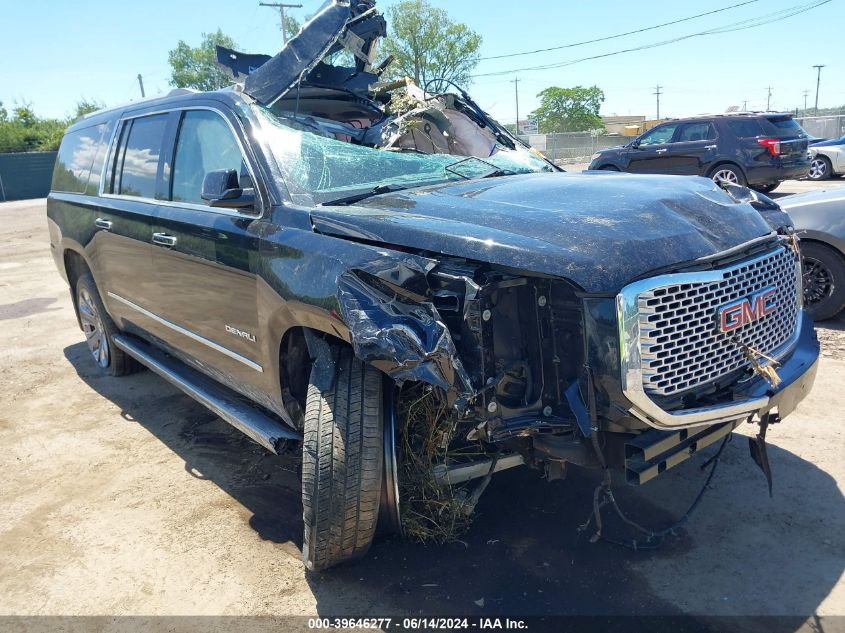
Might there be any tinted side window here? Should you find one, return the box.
[84,120,115,196]
[639,123,679,145]
[171,110,247,206]
[51,125,105,193]
[677,122,715,142]
[114,114,168,199]
[726,119,764,138]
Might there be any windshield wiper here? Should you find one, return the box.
[321,183,410,206]
[444,156,516,180]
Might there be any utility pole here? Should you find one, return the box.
[137,73,146,98]
[742,100,748,111]
[511,78,520,136]
[653,85,662,120]
[803,90,809,114]
[812,64,825,113]
[259,2,303,45]
[766,86,772,111]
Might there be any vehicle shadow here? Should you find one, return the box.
[64,342,844,624]
[818,312,845,332]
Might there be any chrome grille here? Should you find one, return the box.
[637,246,800,397]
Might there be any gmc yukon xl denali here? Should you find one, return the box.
[47,0,820,571]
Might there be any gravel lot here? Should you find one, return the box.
[1,181,843,625]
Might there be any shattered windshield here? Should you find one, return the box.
[255,105,553,205]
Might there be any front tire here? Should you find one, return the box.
[802,242,845,321]
[302,345,384,571]
[75,273,138,376]
[808,155,832,181]
[709,163,747,188]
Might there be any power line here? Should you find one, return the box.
[471,0,830,79]
[479,0,759,61]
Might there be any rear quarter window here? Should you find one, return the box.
[726,119,764,138]
[51,125,108,193]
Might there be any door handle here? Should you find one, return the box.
[94,218,113,230]
[705,145,718,150]
[656,149,668,154]
[152,232,178,247]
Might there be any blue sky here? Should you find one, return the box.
[1,0,842,123]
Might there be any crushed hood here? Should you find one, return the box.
[310,172,776,293]
[217,0,386,106]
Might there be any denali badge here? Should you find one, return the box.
[225,324,256,343]
[718,287,777,333]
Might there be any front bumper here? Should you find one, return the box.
[621,318,818,483]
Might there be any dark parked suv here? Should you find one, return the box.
[589,112,812,193]
[47,0,819,571]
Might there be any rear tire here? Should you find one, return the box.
[808,155,833,181]
[709,163,747,188]
[75,273,139,376]
[302,345,384,571]
[801,241,845,321]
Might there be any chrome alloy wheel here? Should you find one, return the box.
[78,288,110,368]
[808,157,828,180]
[712,168,740,187]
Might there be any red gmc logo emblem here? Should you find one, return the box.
[718,287,778,333]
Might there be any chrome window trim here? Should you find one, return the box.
[616,246,802,429]
[107,292,263,373]
[98,105,262,219]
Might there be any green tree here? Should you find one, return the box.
[0,99,106,153]
[13,103,37,127]
[74,99,103,119]
[530,86,606,133]
[379,0,482,92]
[168,30,238,91]
[284,15,301,41]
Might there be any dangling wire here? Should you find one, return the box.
[577,433,732,551]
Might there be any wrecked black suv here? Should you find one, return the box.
[47,0,819,571]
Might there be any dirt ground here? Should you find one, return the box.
[0,183,844,625]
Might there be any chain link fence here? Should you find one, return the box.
[519,132,629,165]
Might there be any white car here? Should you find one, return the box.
[807,134,845,180]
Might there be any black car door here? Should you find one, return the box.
[96,112,168,334]
[625,123,680,173]
[668,121,719,175]
[150,106,266,391]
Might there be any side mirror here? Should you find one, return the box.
[630,139,641,149]
[201,169,255,209]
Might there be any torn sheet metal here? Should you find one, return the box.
[336,260,475,406]
[231,0,385,106]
